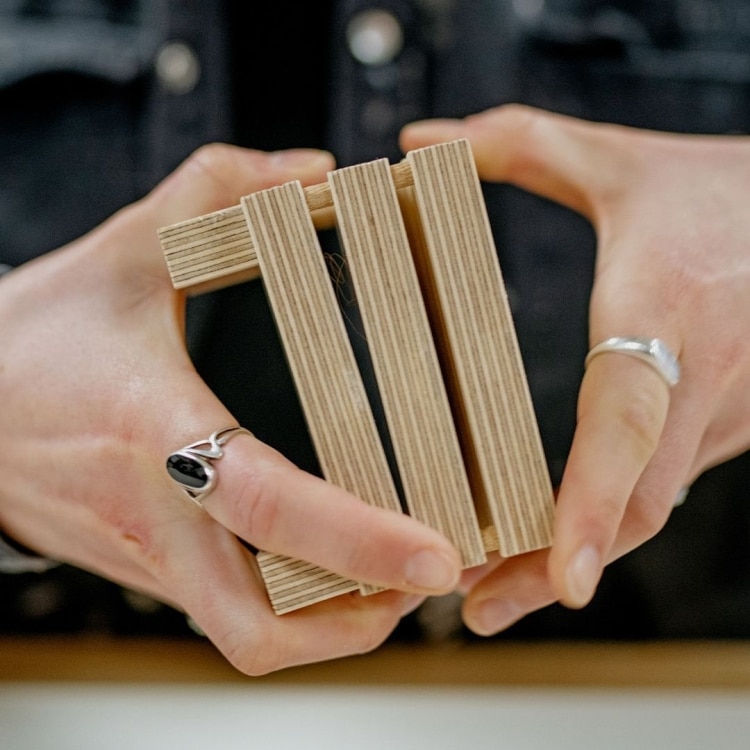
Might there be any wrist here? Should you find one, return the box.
[1,262,59,573]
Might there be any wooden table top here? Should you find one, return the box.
[2,636,750,688]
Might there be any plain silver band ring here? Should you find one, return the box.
[166,426,252,506]
[585,337,681,387]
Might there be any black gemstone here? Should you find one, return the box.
[167,454,209,489]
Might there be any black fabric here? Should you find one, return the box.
[1,0,749,640]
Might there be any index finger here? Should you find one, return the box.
[169,427,463,597]
[547,352,672,608]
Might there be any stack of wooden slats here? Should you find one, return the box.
[159,140,554,614]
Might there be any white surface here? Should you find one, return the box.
[1,684,749,750]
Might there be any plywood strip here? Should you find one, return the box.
[254,552,359,614]
[159,162,414,294]
[159,205,259,292]
[329,160,485,568]
[158,142,554,613]
[406,140,554,556]
[242,182,402,613]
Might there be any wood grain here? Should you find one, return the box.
[329,158,485,568]
[159,162,414,293]
[405,140,554,556]
[242,181,400,613]
[158,141,555,613]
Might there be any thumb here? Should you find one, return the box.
[400,103,628,222]
[101,145,335,281]
[148,145,336,227]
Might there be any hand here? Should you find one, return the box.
[401,105,750,634]
[0,145,461,673]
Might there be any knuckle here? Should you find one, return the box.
[187,142,235,175]
[627,494,673,542]
[222,626,285,676]
[341,602,399,656]
[342,530,380,579]
[355,626,393,656]
[616,384,667,463]
[229,464,282,545]
[491,103,539,134]
[234,650,281,678]
[489,105,548,170]
[218,597,400,676]
[182,143,239,195]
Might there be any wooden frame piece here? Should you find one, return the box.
[404,140,554,556]
[158,140,554,614]
[329,158,485,568]
[242,181,400,612]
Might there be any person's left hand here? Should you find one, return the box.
[0,145,460,674]
[401,104,750,635]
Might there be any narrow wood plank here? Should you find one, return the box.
[329,159,485,568]
[254,553,359,613]
[160,143,553,611]
[159,205,259,292]
[242,181,402,613]
[405,139,554,556]
[159,162,414,294]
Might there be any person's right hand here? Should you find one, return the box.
[401,104,750,636]
[0,144,462,674]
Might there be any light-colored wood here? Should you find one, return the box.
[158,140,555,613]
[4,636,750,689]
[159,204,258,293]
[242,182,401,613]
[159,162,414,293]
[405,140,554,556]
[253,553,358,614]
[329,159,485,568]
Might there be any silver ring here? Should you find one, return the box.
[585,337,681,387]
[166,426,252,506]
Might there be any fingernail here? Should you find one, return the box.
[269,149,333,171]
[405,549,460,591]
[469,598,521,636]
[673,486,689,507]
[565,545,601,608]
[403,118,463,134]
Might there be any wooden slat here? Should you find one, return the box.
[254,553,359,614]
[158,142,554,612]
[242,182,402,613]
[405,140,554,556]
[159,162,414,293]
[329,159,485,568]
[159,205,259,292]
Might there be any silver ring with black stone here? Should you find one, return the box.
[166,427,252,506]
